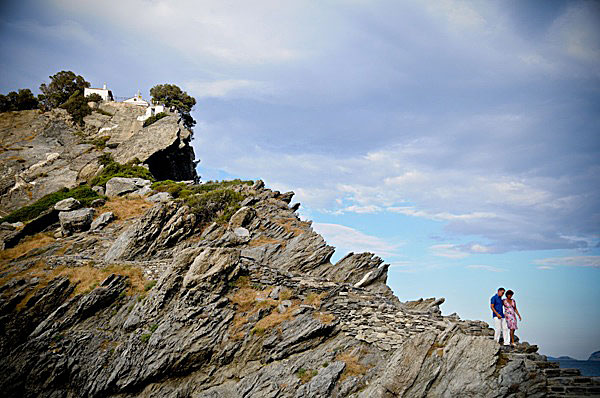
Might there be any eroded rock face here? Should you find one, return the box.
[0,106,197,215]
[105,177,151,197]
[59,208,95,235]
[0,182,594,398]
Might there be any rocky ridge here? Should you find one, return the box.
[1,179,598,397]
[0,103,196,215]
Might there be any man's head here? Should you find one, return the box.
[497,287,505,297]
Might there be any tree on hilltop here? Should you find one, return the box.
[0,89,39,112]
[39,71,90,110]
[61,90,92,126]
[150,84,196,129]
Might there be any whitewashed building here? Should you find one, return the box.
[124,90,149,106]
[84,83,114,101]
[137,104,167,122]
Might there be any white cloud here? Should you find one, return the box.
[52,0,312,65]
[534,256,600,269]
[387,206,497,221]
[430,244,469,259]
[312,222,402,258]
[466,265,506,272]
[186,79,272,99]
[8,19,97,47]
[537,266,554,270]
[341,205,382,214]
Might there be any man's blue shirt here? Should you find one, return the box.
[491,294,504,318]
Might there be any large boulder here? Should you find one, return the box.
[228,206,255,228]
[105,177,151,197]
[90,212,114,231]
[54,198,80,211]
[59,208,95,235]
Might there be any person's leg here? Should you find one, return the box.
[510,329,515,345]
[502,318,510,346]
[494,317,501,343]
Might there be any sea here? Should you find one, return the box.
[550,359,600,377]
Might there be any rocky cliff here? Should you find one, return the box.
[1,110,599,397]
[0,103,196,215]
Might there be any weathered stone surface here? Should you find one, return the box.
[147,192,172,203]
[90,198,105,207]
[0,180,586,398]
[113,113,196,181]
[90,211,114,231]
[59,208,95,235]
[0,107,197,215]
[104,202,196,262]
[53,197,80,211]
[295,361,345,397]
[105,177,151,197]
[229,206,255,229]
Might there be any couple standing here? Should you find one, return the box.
[490,287,522,346]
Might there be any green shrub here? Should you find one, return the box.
[61,90,92,126]
[90,154,154,187]
[149,323,158,333]
[86,93,103,103]
[143,112,167,127]
[150,179,252,224]
[89,135,110,149]
[151,180,186,198]
[140,333,151,343]
[185,188,246,224]
[194,179,253,193]
[0,185,101,224]
[296,368,318,383]
[0,89,39,112]
[144,280,157,291]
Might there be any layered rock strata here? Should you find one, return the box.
[1,182,598,397]
[0,105,196,216]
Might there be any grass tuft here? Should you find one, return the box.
[143,112,167,127]
[296,368,318,384]
[337,350,370,381]
[0,185,101,224]
[90,154,154,187]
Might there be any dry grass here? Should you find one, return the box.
[53,264,147,296]
[313,312,335,324]
[279,288,293,301]
[304,292,326,307]
[0,232,55,265]
[274,217,308,237]
[227,277,302,340]
[2,257,149,311]
[252,306,296,335]
[4,155,27,163]
[296,368,318,384]
[426,342,445,357]
[337,350,369,381]
[247,236,283,247]
[228,279,276,339]
[97,197,152,221]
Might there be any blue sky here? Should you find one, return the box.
[1,0,599,359]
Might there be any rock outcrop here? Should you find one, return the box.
[0,104,196,216]
[2,181,598,398]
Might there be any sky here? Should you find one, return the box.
[1,0,599,359]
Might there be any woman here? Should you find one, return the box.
[503,290,522,346]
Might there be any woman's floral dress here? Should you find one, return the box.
[503,299,518,330]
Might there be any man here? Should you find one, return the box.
[490,287,510,346]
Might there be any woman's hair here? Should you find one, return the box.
[506,289,514,297]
